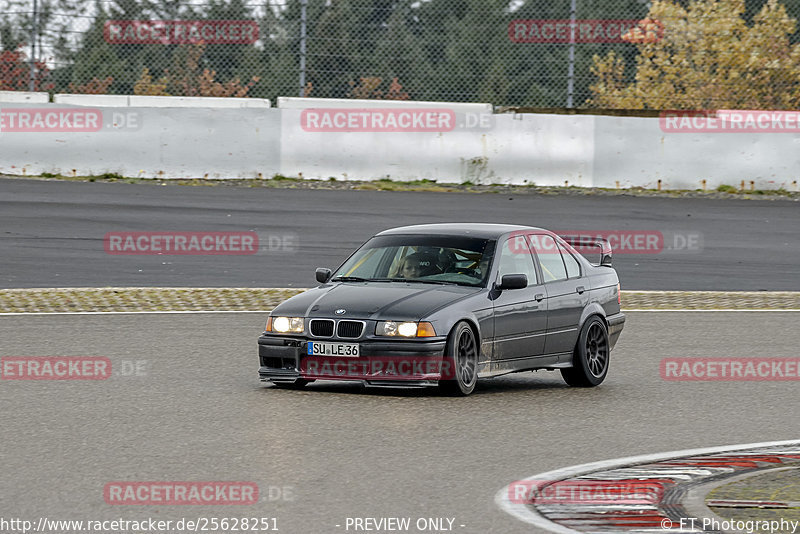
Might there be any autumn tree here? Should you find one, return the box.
[133,44,259,97]
[68,76,114,94]
[133,68,169,96]
[347,76,410,100]
[0,47,52,91]
[589,0,800,109]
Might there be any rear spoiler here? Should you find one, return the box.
[559,235,613,267]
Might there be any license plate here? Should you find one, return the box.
[307,342,360,357]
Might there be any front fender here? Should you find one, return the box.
[426,307,493,365]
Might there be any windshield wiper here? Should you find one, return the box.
[390,279,466,286]
[332,277,415,283]
[330,276,370,282]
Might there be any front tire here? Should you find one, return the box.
[561,316,609,387]
[440,321,478,396]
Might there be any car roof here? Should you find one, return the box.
[376,223,547,239]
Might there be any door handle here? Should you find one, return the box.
[534,293,544,302]
[576,286,585,294]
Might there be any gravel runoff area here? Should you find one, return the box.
[707,467,800,533]
[0,288,798,313]
[4,174,800,201]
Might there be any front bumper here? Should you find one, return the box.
[607,312,625,350]
[258,335,448,387]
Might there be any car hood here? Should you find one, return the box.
[272,282,482,321]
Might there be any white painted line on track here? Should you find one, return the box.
[622,290,800,294]
[495,439,800,533]
[622,309,800,312]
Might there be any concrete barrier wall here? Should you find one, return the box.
[0,91,49,104]
[0,103,280,178]
[279,110,595,184]
[591,115,799,190]
[0,94,797,189]
[54,94,271,108]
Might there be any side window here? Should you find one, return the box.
[496,235,538,286]
[559,243,581,278]
[529,234,567,282]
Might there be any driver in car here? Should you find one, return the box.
[398,253,438,279]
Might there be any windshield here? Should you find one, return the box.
[332,234,494,287]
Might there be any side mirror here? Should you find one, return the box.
[315,268,332,284]
[496,273,527,290]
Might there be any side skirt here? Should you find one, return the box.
[477,352,574,378]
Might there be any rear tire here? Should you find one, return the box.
[439,321,478,396]
[561,316,609,387]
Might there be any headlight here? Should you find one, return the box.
[267,316,304,333]
[375,321,436,338]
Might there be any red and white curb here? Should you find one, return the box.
[495,439,800,533]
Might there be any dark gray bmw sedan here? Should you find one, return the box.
[258,223,625,395]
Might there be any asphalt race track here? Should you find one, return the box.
[1,311,797,534]
[2,177,798,534]
[1,177,799,290]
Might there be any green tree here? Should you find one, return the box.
[53,0,265,95]
[504,0,650,107]
[371,4,435,100]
